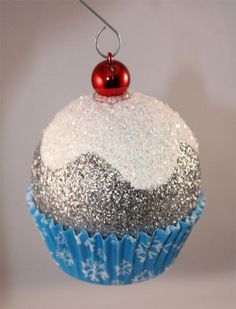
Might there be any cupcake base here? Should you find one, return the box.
[26,187,205,285]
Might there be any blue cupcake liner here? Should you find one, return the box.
[26,187,205,285]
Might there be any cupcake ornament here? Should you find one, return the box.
[27,0,205,285]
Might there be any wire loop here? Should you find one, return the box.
[80,0,121,58]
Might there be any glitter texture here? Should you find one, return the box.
[41,93,198,189]
[31,142,201,237]
[32,92,201,237]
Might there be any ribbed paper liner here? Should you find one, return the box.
[26,187,205,285]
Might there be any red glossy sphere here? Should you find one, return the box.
[92,53,130,97]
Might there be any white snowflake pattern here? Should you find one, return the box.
[115,261,133,277]
[82,258,108,282]
[136,239,172,263]
[56,248,74,267]
[135,241,151,263]
[132,270,155,283]
[55,231,66,246]
[152,240,172,254]
[97,248,107,262]
[84,238,96,252]
[111,279,124,285]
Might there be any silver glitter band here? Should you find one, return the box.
[31,142,201,237]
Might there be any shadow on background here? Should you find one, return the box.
[166,67,235,274]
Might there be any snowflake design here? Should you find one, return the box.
[136,239,172,263]
[96,248,107,262]
[84,238,96,252]
[82,258,108,282]
[111,279,124,285]
[56,248,74,267]
[132,270,155,283]
[53,230,75,267]
[135,241,151,263]
[152,240,172,254]
[54,230,66,246]
[115,261,133,277]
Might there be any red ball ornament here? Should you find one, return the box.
[92,53,130,97]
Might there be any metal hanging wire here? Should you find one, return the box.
[80,0,121,58]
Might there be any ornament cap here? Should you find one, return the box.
[92,53,131,97]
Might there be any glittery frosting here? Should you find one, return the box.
[40,93,198,189]
[31,92,201,237]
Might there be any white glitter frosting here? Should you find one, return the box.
[41,92,198,189]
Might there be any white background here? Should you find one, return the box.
[1,1,235,308]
